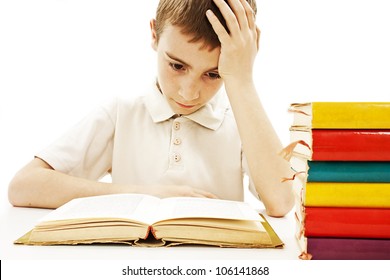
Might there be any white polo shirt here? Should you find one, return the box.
[36,83,255,201]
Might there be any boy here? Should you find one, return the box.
[8,0,294,217]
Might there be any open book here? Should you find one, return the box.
[15,194,283,248]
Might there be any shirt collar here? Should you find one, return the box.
[144,82,229,131]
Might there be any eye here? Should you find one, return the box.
[169,62,185,71]
[205,72,221,80]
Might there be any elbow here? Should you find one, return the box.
[8,173,26,207]
[266,203,294,218]
[8,166,39,208]
[265,193,295,218]
[8,158,53,208]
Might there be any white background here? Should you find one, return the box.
[1,0,390,195]
[1,0,389,278]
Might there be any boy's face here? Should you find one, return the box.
[151,22,223,115]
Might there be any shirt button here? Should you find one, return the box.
[173,138,182,145]
[173,154,181,162]
[174,122,181,130]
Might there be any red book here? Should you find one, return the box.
[289,129,390,161]
[295,213,390,260]
[303,207,390,238]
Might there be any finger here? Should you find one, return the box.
[256,25,261,50]
[206,9,230,44]
[197,191,218,199]
[240,0,256,30]
[204,192,219,199]
[192,193,208,198]
[211,0,240,34]
[226,0,249,31]
[228,0,256,30]
[193,188,219,199]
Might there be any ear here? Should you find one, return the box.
[150,19,158,51]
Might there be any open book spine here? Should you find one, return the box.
[287,102,390,260]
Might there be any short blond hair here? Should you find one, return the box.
[154,0,257,50]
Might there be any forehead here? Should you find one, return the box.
[158,25,220,69]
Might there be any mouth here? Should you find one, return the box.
[175,101,196,109]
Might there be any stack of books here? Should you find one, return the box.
[284,102,390,260]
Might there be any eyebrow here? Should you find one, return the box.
[165,52,219,73]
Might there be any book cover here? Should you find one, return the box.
[289,128,390,161]
[305,237,390,260]
[14,193,284,248]
[289,102,390,129]
[298,160,390,183]
[300,207,390,238]
[291,171,390,208]
[295,214,390,260]
[305,181,390,208]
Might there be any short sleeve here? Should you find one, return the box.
[35,99,117,180]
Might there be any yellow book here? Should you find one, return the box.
[14,193,283,248]
[291,171,390,208]
[305,182,390,208]
[289,102,390,129]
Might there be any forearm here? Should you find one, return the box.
[225,79,294,217]
[8,158,218,209]
[8,159,131,209]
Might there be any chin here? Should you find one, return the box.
[175,109,197,116]
[172,103,200,115]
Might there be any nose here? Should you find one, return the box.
[178,77,200,101]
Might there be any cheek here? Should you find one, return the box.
[157,63,175,91]
[202,81,223,99]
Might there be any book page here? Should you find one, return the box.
[153,197,263,224]
[38,194,160,225]
[290,103,312,128]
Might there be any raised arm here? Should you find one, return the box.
[206,0,294,217]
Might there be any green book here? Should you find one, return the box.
[307,161,390,182]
